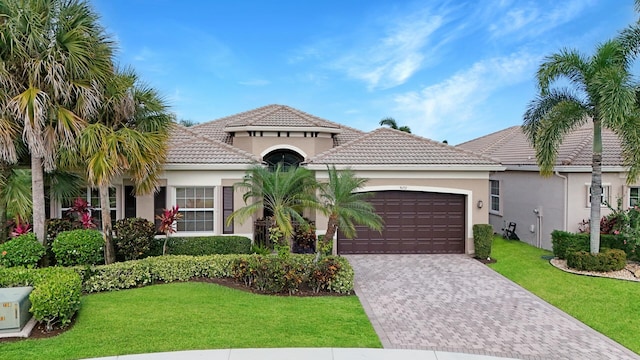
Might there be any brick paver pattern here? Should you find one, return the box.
[346,254,639,360]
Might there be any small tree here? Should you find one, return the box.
[156,205,183,255]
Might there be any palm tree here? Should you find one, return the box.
[379,117,411,133]
[618,0,640,59]
[69,69,171,264]
[0,0,114,244]
[523,39,640,254]
[318,166,383,256]
[228,164,319,249]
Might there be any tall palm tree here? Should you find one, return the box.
[523,39,640,254]
[319,166,383,256]
[228,164,319,249]
[0,0,114,243]
[69,69,171,264]
[618,0,640,59]
[379,117,411,133]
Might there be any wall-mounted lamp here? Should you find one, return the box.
[477,200,484,209]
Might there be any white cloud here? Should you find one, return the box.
[238,79,270,86]
[392,52,539,141]
[133,47,155,62]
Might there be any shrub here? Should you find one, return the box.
[46,218,77,242]
[551,230,638,260]
[473,224,494,259]
[53,229,104,266]
[0,267,81,330]
[309,256,342,293]
[114,218,156,260]
[292,223,316,254]
[0,233,46,268]
[566,249,627,272]
[150,236,252,256]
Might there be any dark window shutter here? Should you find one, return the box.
[223,187,234,234]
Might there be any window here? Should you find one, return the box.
[175,187,214,232]
[489,180,500,213]
[62,187,117,230]
[587,185,610,207]
[630,187,640,207]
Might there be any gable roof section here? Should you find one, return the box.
[307,127,500,169]
[190,104,365,146]
[456,123,625,167]
[167,124,259,166]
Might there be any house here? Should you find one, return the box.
[50,104,503,255]
[457,123,640,250]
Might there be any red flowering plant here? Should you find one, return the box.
[155,205,183,255]
[10,221,32,238]
[65,197,97,229]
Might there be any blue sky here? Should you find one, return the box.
[91,0,635,145]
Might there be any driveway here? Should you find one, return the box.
[346,254,639,360]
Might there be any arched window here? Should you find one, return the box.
[263,149,304,171]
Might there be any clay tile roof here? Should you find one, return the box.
[167,124,259,164]
[456,123,625,167]
[307,127,499,166]
[191,104,364,146]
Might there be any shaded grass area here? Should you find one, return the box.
[489,237,640,354]
[1,282,381,360]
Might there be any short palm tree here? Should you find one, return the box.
[228,164,319,249]
[0,0,114,243]
[319,166,383,256]
[523,39,640,254]
[69,69,171,264]
[379,117,411,133]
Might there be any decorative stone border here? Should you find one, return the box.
[550,258,640,282]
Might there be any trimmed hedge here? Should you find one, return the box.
[149,236,252,256]
[114,218,156,260]
[53,229,104,266]
[0,267,82,329]
[0,233,45,268]
[551,230,637,260]
[566,249,627,272]
[75,254,353,294]
[473,224,493,259]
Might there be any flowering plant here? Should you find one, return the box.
[155,206,183,255]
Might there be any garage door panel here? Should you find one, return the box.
[338,191,465,254]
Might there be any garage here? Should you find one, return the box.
[338,191,466,254]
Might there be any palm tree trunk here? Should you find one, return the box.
[590,121,603,254]
[100,183,116,264]
[31,153,46,245]
[324,215,338,256]
[0,162,10,243]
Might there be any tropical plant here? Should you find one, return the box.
[61,68,172,264]
[318,166,383,257]
[156,205,183,256]
[522,39,640,254]
[0,168,31,242]
[228,164,320,250]
[0,0,114,244]
[379,117,411,133]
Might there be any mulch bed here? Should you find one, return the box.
[474,257,497,264]
[0,277,345,343]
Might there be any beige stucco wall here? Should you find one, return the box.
[232,132,333,160]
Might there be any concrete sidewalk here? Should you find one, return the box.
[88,348,523,360]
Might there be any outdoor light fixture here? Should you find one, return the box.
[477,200,484,209]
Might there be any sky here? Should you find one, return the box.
[91,0,636,145]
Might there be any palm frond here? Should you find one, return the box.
[537,48,588,94]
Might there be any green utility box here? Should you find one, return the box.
[0,286,33,333]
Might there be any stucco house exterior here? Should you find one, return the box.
[457,123,640,250]
[51,104,503,255]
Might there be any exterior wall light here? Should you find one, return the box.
[477,200,484,209]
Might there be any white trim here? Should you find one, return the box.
[504,165,631,173]
[314,170,492,180]
[260,144,308,159]
[225,125,342,134]
[164,164,258,170]
[306,164,505,172]
[353,185,474,239]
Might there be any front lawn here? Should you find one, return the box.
[489,237,640,354]
[1,282,381,360]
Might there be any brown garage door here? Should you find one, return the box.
[338,191,465,254]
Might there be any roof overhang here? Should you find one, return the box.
[304,164,506,172]
[503,165,629,172]
[163,163,259,171]
[224,126,342,134]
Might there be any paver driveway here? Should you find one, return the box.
[347,254,639,360]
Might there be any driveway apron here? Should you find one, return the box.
[346,254,639,360]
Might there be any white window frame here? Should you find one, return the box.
[586,184,610,207]
[175,187,215,232]
[60,187,117,229]
[489,179,501,214]
[630,187,640,207]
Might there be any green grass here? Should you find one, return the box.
[1,282,381,360]
[489,237,640,354]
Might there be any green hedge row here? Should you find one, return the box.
[75,254,353,295]
[551,230,637,260]
[0,267,82,329]
[566,249,627,272]
[473,224,493,259]
[148,236,252,256]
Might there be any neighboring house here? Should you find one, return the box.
[51,104,503,255]
[457,123,640,250]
